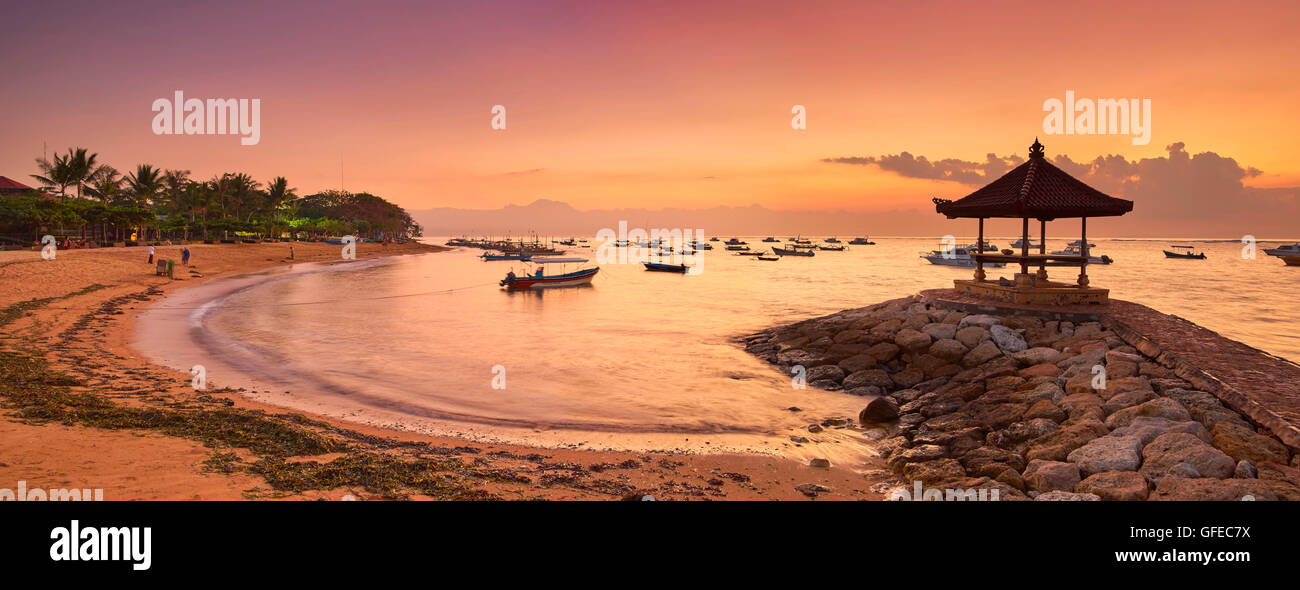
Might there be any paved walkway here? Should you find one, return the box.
[921,289,1300,451]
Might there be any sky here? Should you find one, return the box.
[2,0,1298,236]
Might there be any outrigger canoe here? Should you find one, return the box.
[500,257,598,289]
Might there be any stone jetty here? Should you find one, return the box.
[742,291,1300,501]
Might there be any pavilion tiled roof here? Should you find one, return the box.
[934,140,1134,220]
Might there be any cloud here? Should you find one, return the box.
[825,142,1298,236]
[823,152,1024,185]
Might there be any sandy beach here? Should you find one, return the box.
[0,242,884,500]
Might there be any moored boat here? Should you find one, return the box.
[817,244,845,251]
[1263,243,1300,257]
[755,255,780,261]
[500,257,598,289]
[848,237,875,245]
[1163,245,1206,259]
[772,246,814,257]
[482,251,532,261]
[920,246,1005,267]
[643,261,690,273]
[762,237,779,242]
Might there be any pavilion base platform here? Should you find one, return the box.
[953,277,1109,305]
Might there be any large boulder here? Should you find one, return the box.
[1025,418,1110,462]
[1010,347,1059,366]
[1100,387,1158,416]
[837,354,877,373]
[843,369,894,390]
[1066,435,1144,477]
[806,364,846,384]
[1210,422,1291,466]
[901,458,967,485]
[922,323,957,341]
[961,340,1002,368]
[894,328,932,354]
[777,349,835,368]
[1023,459,1082,493]
[1076,470,1150,501]
[858,395,900,423]
[955,326,992,349]
[1105,397,1192,429]
[1109,416,1211,447]
[928,338,969,363]
[865,342,901,363]
[958,314,1001,330]
[990,324,1028,353]
[1140,432,1236,482]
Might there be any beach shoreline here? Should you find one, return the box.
[0,242,883,500]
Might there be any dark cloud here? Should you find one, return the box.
[823,152,1023,185]
[824,142,1298,235]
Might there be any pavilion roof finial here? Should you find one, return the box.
[1029,137,1045,159]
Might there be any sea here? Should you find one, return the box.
[133,236,1300,463]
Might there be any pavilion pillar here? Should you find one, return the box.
[1036,219,1048,281]
[1015,216,1031,286]
[1078,217,1090,287]
[974,217,986,281]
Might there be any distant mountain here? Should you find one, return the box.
[409,199,933,237]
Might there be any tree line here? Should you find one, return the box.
[1,146,422,246]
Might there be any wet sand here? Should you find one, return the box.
[0,242,885,500]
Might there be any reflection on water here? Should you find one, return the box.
[134,237,1300,458]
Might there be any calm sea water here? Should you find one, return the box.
[134,236,1299,459]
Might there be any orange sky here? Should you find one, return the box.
[3,0,1298,228]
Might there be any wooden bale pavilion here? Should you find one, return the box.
[933,139,1134,305]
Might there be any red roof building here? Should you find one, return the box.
[0,176,55,199]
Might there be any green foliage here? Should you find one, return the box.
[5,146,422,243]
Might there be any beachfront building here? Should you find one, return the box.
[933,139,1133,305]
[0,176,41,197]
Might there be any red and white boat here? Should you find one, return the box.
[500,257,599,289]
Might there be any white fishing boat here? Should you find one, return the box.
[1263,243,1300,257]
[920,246,1005,268]
[1048,244,1113,264]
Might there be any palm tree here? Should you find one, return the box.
[85,166,123,202]
[34,147,103,200]
[265,176,296,215]
[31,152,76,200]
[125,164,163,241]
[125,164,163,208]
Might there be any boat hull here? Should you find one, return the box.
[1163,250,1206,259]
[643,262,689,273]
[922,255,1005,267]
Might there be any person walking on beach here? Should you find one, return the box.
[147,245,155,264]
[289,245,295,260]
[181,247,191,266]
